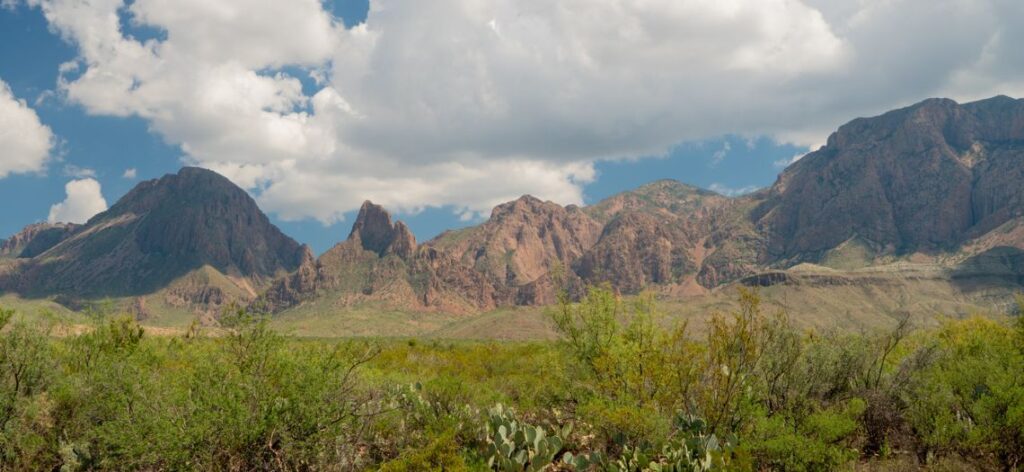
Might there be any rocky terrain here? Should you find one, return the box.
[1,167,307,315]
[431,196,602,288]
[261,95,1024,317]
[575,180,763,293]
[256,201,509,315]
[0,222,78,259]
[755,95,1024,264]
[2,96,1024,328]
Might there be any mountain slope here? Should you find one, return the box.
[5,96,1024,329]
[9,167,307,300]
[429,196,602,287]
[756,95,1024,264]
[257,201,508,315]
[0,222,79,259]
[575,180,764,293]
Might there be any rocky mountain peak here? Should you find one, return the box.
[347,201,417,258]
[760,95,1024,263]
[430,194,602,288]
[15,167,306,297]
[490,195,557,220]
[387,221,418,259]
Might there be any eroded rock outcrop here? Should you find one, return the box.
[431,196,603,287]
[0,222,79,258]
[256,201,509,314]
[757,96,1024,264]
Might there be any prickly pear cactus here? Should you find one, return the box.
[484,404,566,471]
[483,407,727,472]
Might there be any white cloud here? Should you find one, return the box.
[773,153,806,168]
[62,164,96,178]
[19,0,1024,222]
[0,78,54,178]
[122,167,137,179]
[48,178,108,224]
[709,142,731,167]
[709,183,761,197]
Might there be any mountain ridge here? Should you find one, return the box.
[1,167,307,317]
[3,96,1024,326]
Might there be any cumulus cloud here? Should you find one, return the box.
[709,183,761,197]
[20,0,1024,222]
[0,78,54,178]
[122,167,137,179]
[48,178,108,224]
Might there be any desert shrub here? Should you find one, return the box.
[0,308,56,470]
[697,289,780,437]
[903,317,1024,469]
[378,430,471,472]
[3,289,1024,471]
[744,398,865,471]
[549,286,696,448]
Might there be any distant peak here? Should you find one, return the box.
[169,166,232,182]
[354,201,393,227]
[178,166,216,175]
[489,195,561,220]
[630,179,711,197]
[508,195,545,207]
[348,201,416,257]
[964,94,1018,105]
[639,179,695,189]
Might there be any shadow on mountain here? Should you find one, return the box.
[951,246,1024,291]
[4,167,306,303]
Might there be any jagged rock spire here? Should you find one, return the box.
[348,200,417,258]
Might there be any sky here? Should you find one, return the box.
[1,0,1022,254]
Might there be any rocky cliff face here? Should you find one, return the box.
[576,181,763,293]
[13,167,306,299]
[347,201,418,258]
[430,196,603,287]
[6,96,1024,317]
[257,201,508,314]
[757,96,1024,263]
[0,222,79,258]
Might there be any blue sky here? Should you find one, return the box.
[1,0,1018,254]
[0,1,806,253]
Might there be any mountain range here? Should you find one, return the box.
[2,96,1023,333]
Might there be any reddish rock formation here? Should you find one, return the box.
[256,201,508,314]
[430,195,602,288]
[0,222,79,258]
[6,96,1024,316]
[577,180,763,293]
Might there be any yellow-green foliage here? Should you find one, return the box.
[903,316,1024,469]
[1,290,1024,471]
[378,431,471,472]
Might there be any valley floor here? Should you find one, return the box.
[4,258,1020,342]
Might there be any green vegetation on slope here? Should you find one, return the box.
[2,291,1023,470]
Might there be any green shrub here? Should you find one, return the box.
[378,431,472,472]
[2,289,1024,471]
